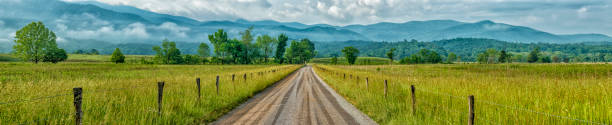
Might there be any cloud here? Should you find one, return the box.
[50,0,612,36]
[153,22,190,38]
[65,23,149,42]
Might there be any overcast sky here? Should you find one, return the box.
[62,0,612,36]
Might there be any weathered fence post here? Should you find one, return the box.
[468,95,475,125]
[384,80,388,97]
[366,77,369,89]
[344,74,346,79]
[232,74,235,82]
[410,85,416,115]
[216,76,220,95]
[73,87,82,125]
[157,81,165,116]
[243,73,247,81]
[196,78,201,99]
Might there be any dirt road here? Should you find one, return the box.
[212,66,377,125]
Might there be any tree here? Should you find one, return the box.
[153,39,183,64]
[386,48,396,64]
[197,43,210,58]
[256,35,277,63]
[74,49,86,54]
[275,34,288,64]
[89,49,100,55]
[447,52,457,63]
[331,54,338,65]
[527,47,540,63]
[183,55,200,64]
[476,48,499,64]
[42,48,67,63]
[400,49,441,64]
[342,46,359,65]
[541,56,552,63]
[208,29,229,60]
[110,48,125,63]
[284,39,315,64]
[13,21,58,63]
[240,27,254,64]
[498,50,509,63]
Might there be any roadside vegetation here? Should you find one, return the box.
[0,63,301,124]
[314,64,611,124]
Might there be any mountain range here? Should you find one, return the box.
[1,0,611,53]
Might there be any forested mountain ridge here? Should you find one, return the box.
[1,0,611,54]
[316,38,612,62]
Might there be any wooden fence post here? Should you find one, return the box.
[384,80,388,97]
[73,87,82,125]
[410,85,416,115]
[232,74,235,82]
[216,76,220,95]
[344,74,346,79]
[365,77,369,89]
[243,73,247,81]
[468,95,475,125]
[196,78,201,99]
[157,82,165,116]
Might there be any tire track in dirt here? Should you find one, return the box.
[212,66,377,125]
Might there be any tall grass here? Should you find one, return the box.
[314,64,611,124]
[0,63,300,124]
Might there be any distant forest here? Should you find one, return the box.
[3,37,612,62]
[316,38,612,62]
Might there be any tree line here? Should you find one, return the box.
[317,38,612,63]
[10,22,316,64]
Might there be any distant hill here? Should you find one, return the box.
[1,0,611,54]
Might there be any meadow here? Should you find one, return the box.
[314,64,611,124]
[0,63,300,124]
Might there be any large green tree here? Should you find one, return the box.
[198,43,210,58]
[386,48,396,64]
[13,21,58,63]
[208,29,229,59]
[240,27,254,64]
[342,46,360,65]
[447,52,457,63]
[111,48,125,63]
[256,35,277,63]
[527,47,540,63]
[42,47,67,63]
[153,39,183,64]
[285,39,316,64]
[275,34,288,64]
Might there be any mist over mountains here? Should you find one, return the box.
[1,0,611,54]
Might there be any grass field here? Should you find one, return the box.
[314,64,611,124]
[0,63,300,124]
[310,57,395,65]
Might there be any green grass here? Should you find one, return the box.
[314,64,611,124]
[310,57,395,65]
[0,63,300,124]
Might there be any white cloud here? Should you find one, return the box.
[153,22,190,38]
[57,0,612,35]
[65,22,149,42]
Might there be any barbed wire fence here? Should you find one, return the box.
[315,66,608,125]
[0,66,293,124]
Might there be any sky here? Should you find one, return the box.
[60,0,612,36]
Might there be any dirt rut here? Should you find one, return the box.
[212,66,377,125]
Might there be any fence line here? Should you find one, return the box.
[315,66,608,125]
[0,66,295,124]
